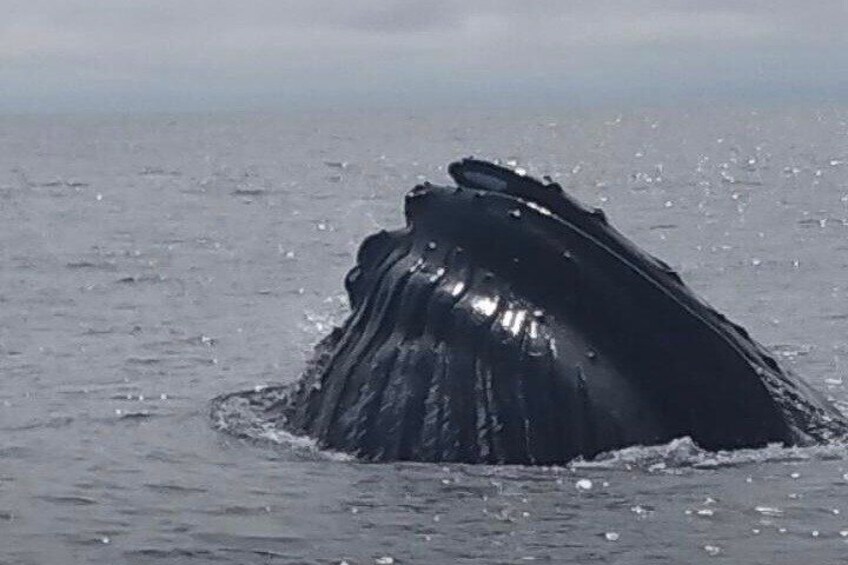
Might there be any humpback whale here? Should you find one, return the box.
[213,159,847,465]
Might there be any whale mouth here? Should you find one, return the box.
[213,158,848,465]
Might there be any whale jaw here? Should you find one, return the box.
[251,159,848,464]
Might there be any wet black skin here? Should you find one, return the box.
[217,159,847,465]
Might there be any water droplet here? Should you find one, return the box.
[575,479,593,491]
[703,545,721,556]
[755,506,783,516]
[375,558,395,565]
[427,241,437,250]
[604,532,620,541]
[101,536,110,544]
[408,258,424,273]
[509,209,522,219]
[429,267,446,283]
[790,472,800,479]
[450,281,465,297]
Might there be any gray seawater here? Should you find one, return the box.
[1,107,848,564]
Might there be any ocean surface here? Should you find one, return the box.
[2,107,848,564]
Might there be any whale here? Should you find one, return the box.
[213,158,848,465]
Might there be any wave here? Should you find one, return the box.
[210,387,352,462]
[212,385,848,471]
[570,436,848,472]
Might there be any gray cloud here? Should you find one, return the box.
[2,1,847,112]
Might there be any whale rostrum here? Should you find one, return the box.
[215,158,848,465]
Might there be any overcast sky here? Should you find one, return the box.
[2,1,847,113]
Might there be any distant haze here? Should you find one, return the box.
[2,1,847,113]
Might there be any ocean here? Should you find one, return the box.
[2,106,848,563]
